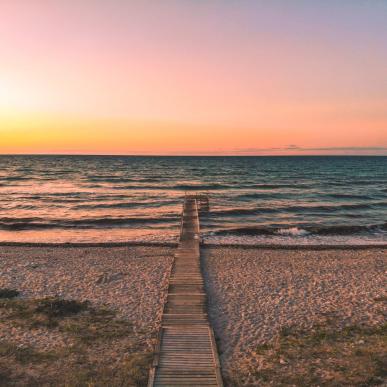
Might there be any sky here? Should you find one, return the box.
[0,0,386,155]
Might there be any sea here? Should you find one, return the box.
[0,155,386,245]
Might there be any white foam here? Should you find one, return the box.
[275,227,310,236]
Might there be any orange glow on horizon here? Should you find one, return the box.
[0,2,386,155]
[1,113,386,155]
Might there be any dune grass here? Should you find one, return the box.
[0,296,152,386]
[227,320,386,386]
[0,288,20,299]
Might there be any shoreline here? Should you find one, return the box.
[1,240,387,250]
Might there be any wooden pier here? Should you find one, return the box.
[148,195,223,387]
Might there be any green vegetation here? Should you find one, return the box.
[61,309,134,344]
[35,298,89,317]
[0,296,152,386]
[0,341,57,364]
[228,321,387,386]
[61,352,152,387]
[0,288,20,299]
[0,297,132,339]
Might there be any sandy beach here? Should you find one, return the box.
[203,247,387,385]
[1,244,386,385]
[0,244,175,343]
[0,245,174,385]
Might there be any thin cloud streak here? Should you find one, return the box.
[231,146,387,156]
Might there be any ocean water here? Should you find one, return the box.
[0,155,386,245]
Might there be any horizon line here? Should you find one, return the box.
[1,153,386,157]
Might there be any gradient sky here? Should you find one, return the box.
[0,1,386,155]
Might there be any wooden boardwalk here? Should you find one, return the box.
[148,196,223,387]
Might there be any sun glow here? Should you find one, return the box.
[0,1,386,155]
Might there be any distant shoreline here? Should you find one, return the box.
[1,241,386,250]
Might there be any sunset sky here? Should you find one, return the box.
[0,1,386,155]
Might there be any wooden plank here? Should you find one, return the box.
[148,195,223,386]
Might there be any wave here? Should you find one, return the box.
[275,227,310,236]
[0,176,30,182]
[237,192,291,200]
[43,193,145,200]
[251,183,311,189]
[112,183,231,191]
[0,216,179,231]
[287,203,373,211]
[306,225,368,235]
[211,227,274,236]
[172,183,230,190]
[324,179,387,187]
[210,208,277,216]
[74,202,142,210]
[108,184,231,191]
[86,177,162,184]
[27,193,135,203]
[42,198,88,204]
[28,193,88,199]
[325,193,371,200]
[211,202,386,217]
[211,223,387,237]
[74,200,176,210]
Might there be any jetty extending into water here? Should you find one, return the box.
[148,194,223,387]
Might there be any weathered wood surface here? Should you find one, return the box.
[148,196,223,387]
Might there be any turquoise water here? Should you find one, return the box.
[0,155,386,245]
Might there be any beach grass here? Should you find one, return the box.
[0,341,57,364]
[0,288,20,299]
[227,320,387,386]
[0,296,152,386]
